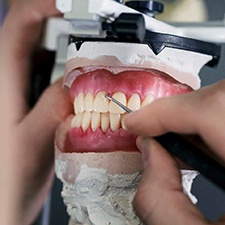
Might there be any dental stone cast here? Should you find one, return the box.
[63,165,142,225]
[55,39,210,224]
[66,42,212,90]
[55,155,199,225]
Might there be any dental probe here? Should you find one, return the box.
[105,94,133,113]
[105,94,225,192]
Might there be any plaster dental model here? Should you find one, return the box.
[54,38,214,224]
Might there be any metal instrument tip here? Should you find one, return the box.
[105,93,132,113]
[105,93,112,101]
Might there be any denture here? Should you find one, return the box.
[54,41,212,225]
[61,67,191,153]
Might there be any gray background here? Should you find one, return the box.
[34,0,225,224]
[193,0,225,221]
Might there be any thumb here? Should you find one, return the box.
[133,137,206,225]
[17,77,73,170]
[7,78,73,224]
[14,77,72,192]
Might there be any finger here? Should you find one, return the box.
[3,0,60,57]
[17,78,73,168]
[123,81,225,152]
[123,92,199,137]
[0,0,61,123]
[11,78,73,223]
[133,137,207,225]
[0,77,72,224]
[216,214,225,225]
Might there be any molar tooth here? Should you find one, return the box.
[82,111,91,132]
[109,92,127,114]
[127,94,141,111]
[85,92,94,112]
[71,114,83,128]
[141,94,154,108]
[110,113,121,132]
[74,92,85,114]
[101,113,110,132]
[91,111,101,132]
[93,91,109,113]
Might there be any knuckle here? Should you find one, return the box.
[202,80,225,108]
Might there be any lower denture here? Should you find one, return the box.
[61,68,192,153]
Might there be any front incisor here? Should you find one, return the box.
[110,113,121,132]
[101,113,110,132]
[109,92,126,114]
[91,111,101,132]
[141,94,154,108]
[85,92,94,112]
[127,94,140,111]
[94,91,109,113]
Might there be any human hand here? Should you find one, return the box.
[0,1,72,225]
[123,81,225,224]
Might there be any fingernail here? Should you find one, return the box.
[121,113,132,131]
[121,120,127,131]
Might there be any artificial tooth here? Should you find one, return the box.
[109,92,127,114]
[71,114,83,128]
[127,94,141,111]
[85,92,94,112]
[121,113,128,130]
[110,113,121,132]
[91,111,101,132]
[101,113,110,132]
[93,91,109,113]
[74,92,85,114]
[82,111,91,132]
[141,94,154,108]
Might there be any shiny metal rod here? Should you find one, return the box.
[105,94,133,113]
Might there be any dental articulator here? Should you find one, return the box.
[46,1,225,191]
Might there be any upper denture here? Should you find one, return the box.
[69,68,191,100]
